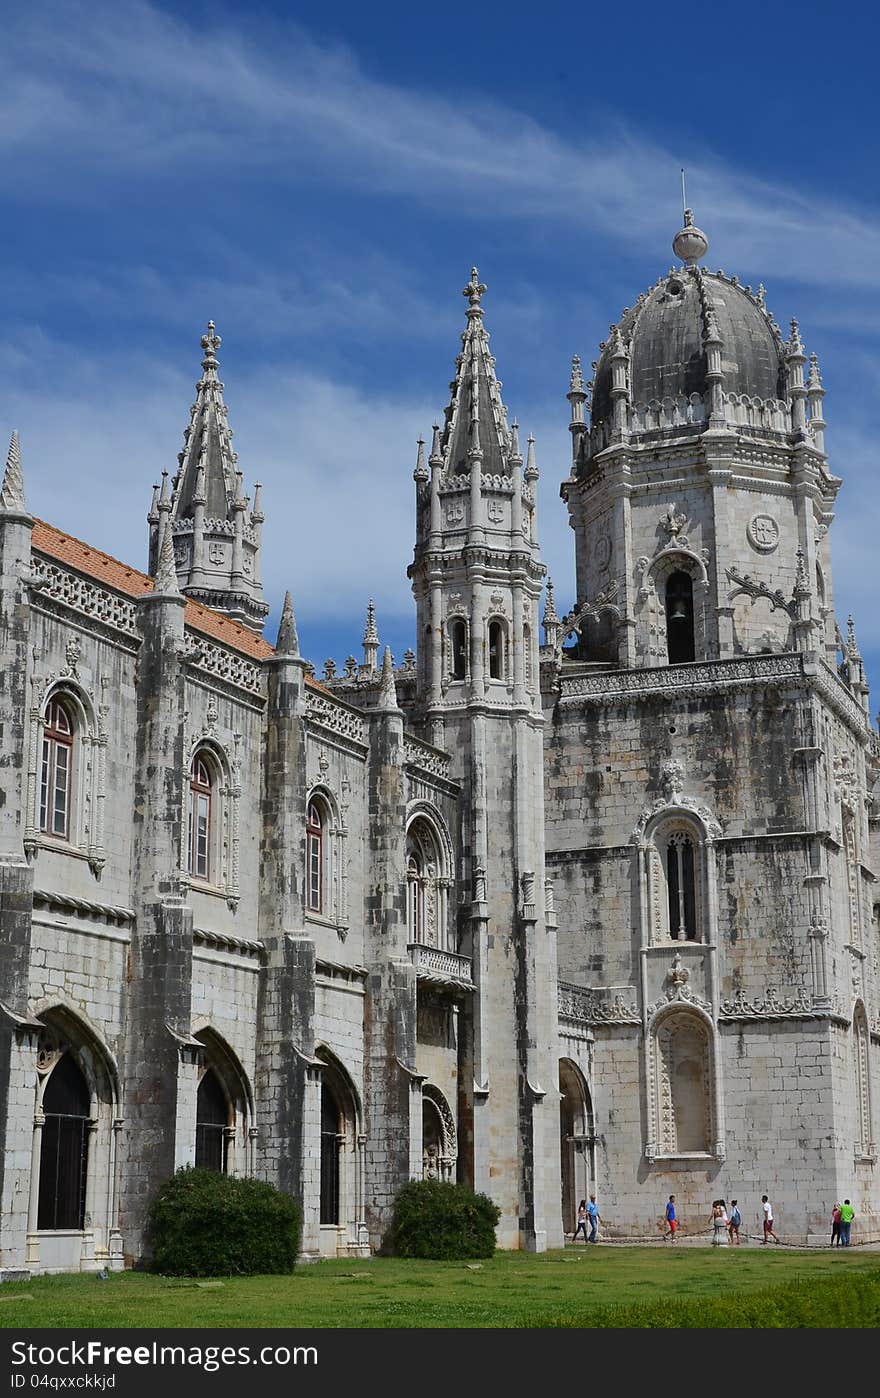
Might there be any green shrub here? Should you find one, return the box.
[391,1179,500,1259]
[148,1167,301,1276]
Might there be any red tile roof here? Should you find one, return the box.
[31,519,276,662]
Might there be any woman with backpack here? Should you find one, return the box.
[728,1199,742,1244]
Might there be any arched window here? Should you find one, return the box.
[320,1083,341,1225]
[665,571,695,664]
[307,800,324,914]
[37,1053,90,1230]
[488,620,506,680]
[665,831,697,940]
[195,1069,229,1173]
[405,817,448,948]
[40,697,74,839]
[188,753,214,880]
[450,619,467,681]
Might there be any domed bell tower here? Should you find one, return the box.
[561,211,839,670]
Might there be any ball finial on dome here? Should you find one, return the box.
[672,209,709,267]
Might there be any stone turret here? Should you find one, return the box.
[149,323,269,634]
[407,269,559,1251]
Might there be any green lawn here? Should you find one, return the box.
[1,1247,879,1328]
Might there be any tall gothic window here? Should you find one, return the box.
[37,1053,90,1230]
[450,619,467,681]
[666,831,697,940]
[407,854,424,943]
[406,818,447,948]
[40,697,74,839]
[320,1083,341,1225]
[188,753,214,880]
[195,1069,229,1174]
[488,620,506,680]
[307,800,324,914]
[665,571,695,664]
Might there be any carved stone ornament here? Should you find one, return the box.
[725,566,796,619]
[558,982,640,1025]
[719,986,813,1019]
[747,513,780,553]
[646,953,711,1017]
[594,534,612,572]
[632,760,722,842]
[660,503,689,549]
[63,636,82,678]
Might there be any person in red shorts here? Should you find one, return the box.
[664,1194,678,1242]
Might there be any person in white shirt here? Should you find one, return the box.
[761,1194,780,1244]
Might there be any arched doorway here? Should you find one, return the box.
[315,1049,367,1258]
[559,1059,594,1238]
[421,1085,457,1182]
[38,1052,90,1230]
[195,1069,229,1173]
[30,1011,122,1274]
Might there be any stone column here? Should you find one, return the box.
[256,608,321,1257]
[119,565,193,1266]
[362,671,415,1248]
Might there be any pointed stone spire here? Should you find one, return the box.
[413,438,428,482]
[1,432,26,512]
[147,482,160,525]
[509,420,522,463]
[275,590,300,657]
[807,352,826,452]
[251,481,264,525]
[362,598,380,673]
[847,614,860,656]
[543,577,562,650]
[525,434,538,483]
[428,423,443,465]
[435,268,513,478]
[157,322,267,633]
[153,517,181,595]
[377,644,399,710]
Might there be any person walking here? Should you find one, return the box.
[728,1199,742,1245]
[664,1194,678,1242]
[711,1199,729,1246]
[830,1202,842,1247]
[761,1195,780,1244]
[839,1199,855,1247]
[586,1193,601,1243]
[573,1198,589,1244]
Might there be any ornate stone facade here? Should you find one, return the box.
[0,216,878,1279]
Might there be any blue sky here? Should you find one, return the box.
[2,0,879,696]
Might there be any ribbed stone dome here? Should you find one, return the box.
[591,268,787,427]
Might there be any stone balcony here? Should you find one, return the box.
[408,942,474,990]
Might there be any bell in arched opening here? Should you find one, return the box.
[665,571,695,663]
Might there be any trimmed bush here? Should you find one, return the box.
[391,1179,500,1259]
[148,1167,301,1276]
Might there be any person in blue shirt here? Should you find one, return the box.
[586,1194,601,1242]
[664,1194,678,1242]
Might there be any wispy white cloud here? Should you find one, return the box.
[4,1,880,293]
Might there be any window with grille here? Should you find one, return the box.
[37,1053,90,1230]
[195,1069,229,1173]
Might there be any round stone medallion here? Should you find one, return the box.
[747,513,779,553]
[595,534,612,571]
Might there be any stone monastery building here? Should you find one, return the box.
[1,211,878,1275]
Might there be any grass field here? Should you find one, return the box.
[1,1246,879,1328]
